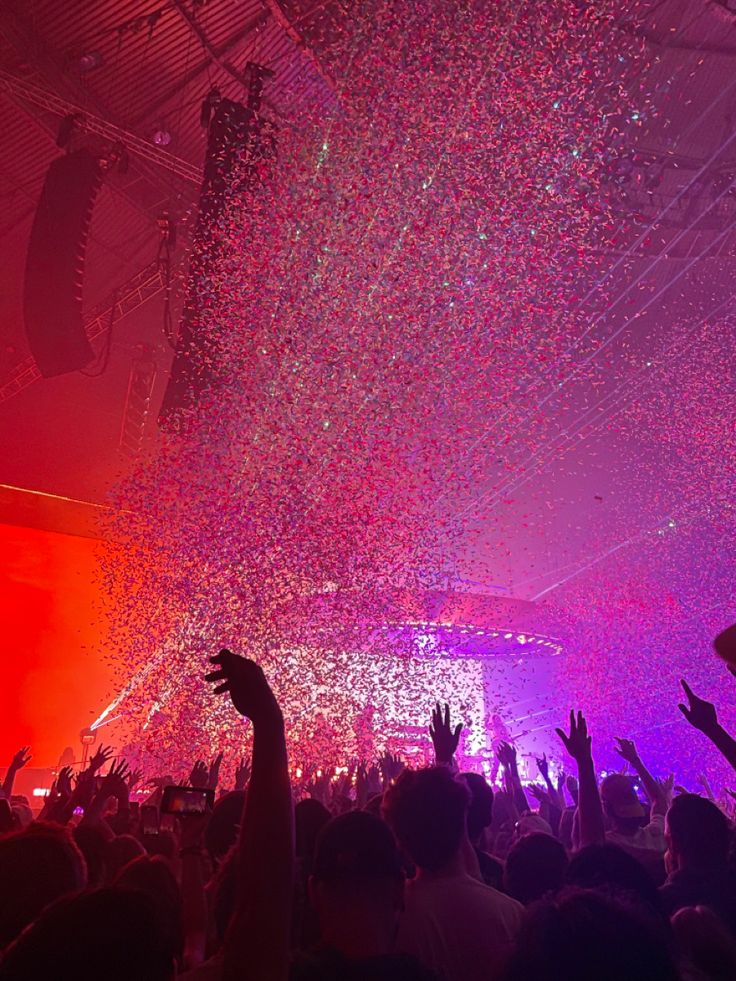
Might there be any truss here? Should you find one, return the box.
[0,260,168,405]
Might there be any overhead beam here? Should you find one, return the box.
[0,4,197,221]
[133,8,272,127]
[0,260,170,405]
[171,1,285,118]
[259,0,336,94]
[0,70,201,184]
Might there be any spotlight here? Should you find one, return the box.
[79,50,104,73]
[80,726,96,745]
[79,725,96,768]
[153,125,172,147]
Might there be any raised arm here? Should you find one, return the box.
[679,679,736,773]
[205,649,293,981]
[429,701,463,767]
[555,710,605,847]
[82,760,131,837]
[1,747,31,799]
[179,807,211,971]
[536,752,565,814]
[613,737,667,815]
[497,741,530,814]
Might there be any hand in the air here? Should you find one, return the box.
[234,756,251,790]
[88,744,114,774]
[614,737,640,766]
[9,747,32,771]
[555,710,593,764]
[429,702,463,765]
[678,680,719,734]
[205,649,280,725]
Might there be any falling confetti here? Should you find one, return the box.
[94,1,735,788]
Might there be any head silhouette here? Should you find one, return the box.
[309,810,404,958]
[383,766,470,872]
[666,794,729,871]
[0,822,87,948]
[505,832,568,905]
[0,887,174,981]
[503,888,680,981]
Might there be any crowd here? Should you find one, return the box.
[1,648,736,980]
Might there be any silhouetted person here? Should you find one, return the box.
[502,888,681,981]
[505,833,568,905]
[661,793,736,935]
[294,810,434,979]
[383,767,522,981]
[0,887,175,980]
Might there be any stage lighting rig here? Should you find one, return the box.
[79,726,96,768]
[78,50,104,73]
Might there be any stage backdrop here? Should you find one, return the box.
[0,522,115,767]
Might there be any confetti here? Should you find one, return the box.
[93,1,734,788]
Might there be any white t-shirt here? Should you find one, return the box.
[396,872,524,981]
[606,812,666,854]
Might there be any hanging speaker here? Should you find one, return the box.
[23,148,103,377]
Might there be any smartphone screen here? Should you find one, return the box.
[160,785,214,816]
[159,813,176,833]
[141,804,159,835]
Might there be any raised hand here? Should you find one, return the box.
[429,701,463,765]
[528,784,550,805]
[206,654,291,981]
[306,769,331,804]
[73,767,98,810]
[57,766,74,798]
[205,649,280,725]
[379,751,405,786]
[107,759,130,781]
[2,745,33,798]
[361,763,377,794]
[613,737,639,765]
[679,680,719,733]
[696,772,715,800]
[127,768,144,791]
[88,744,114,774]
[331,769,352,804]
[355,761,369,805]
[565,773,579,803]
[234,756,251,790]
[497,741,518,769]
[536,753,549,780]
[97,759,130,800]
[10,746,32,771]
[555,710,592,764]
[83,759,131,825]
[190,760,209,788]
[656,773,674,811]
[208,752,224,790]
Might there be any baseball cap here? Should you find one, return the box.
[600,774,645,819]
[313,811,404,883]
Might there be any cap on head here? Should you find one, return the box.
[600,774,645,820]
